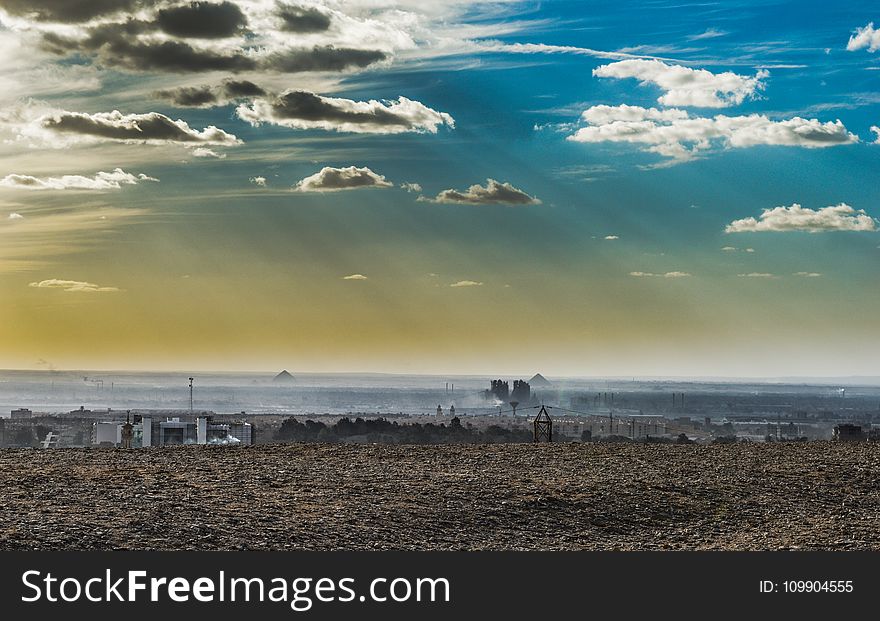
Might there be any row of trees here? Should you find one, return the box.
[274,416,533,444]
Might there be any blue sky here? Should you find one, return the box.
[0,1,877,376]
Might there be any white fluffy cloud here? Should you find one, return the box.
[0,168,157,190]
[422,178,540,205]
[722,246,755,253]
[871,126,880,143]
[29,279,119,292]
[847,23,880,52]
[294,166,393,192]
[450,280,483,287]
[400,182,422,192]
[237,91,454,134]
[8,212,24,219]
[191,148,226,158]
[629,271,691,278]
[726,203,877,233]
[738,273,775,278]
[250,176,268,187]
[342,274,368,280]
[569,105,858,163]
[593,59,767,108]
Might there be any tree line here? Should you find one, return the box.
[274,416,533,444]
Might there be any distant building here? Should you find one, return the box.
[488,380,509,402]
[511,380,531,403]
[93,416,253,447]
[10,408,32,420]
[273,370,296,383]
[549,415,667,440]
[833,424,865,442]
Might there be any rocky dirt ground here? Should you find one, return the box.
[0,442,878,550]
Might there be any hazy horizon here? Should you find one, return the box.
[2,366,880,386]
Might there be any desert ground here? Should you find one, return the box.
[1,442,877,550]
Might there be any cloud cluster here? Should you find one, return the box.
[28,278,119,292]
[2,102,241,147]
[421,178,540,205]
[1,1,392,75]
[237,90,454,134]
[450,280,483,287]
[294,166,392,192]
[0,1,142,23]
[593,59,767,108]
[342,273,368,280]
[847,22,880,52]
[0,168,157,191]
[568,105,858,162]
[726,203,877,233]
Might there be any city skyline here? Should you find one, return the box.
[1,0,878,377]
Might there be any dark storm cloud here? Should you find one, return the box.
[264,46,386,72]
[236,90,455,134]
[41,28,259,72]
[41,23,384,74]
[265,91,405,126]
[221,80,266,98]
[0,0,142,23]
[154,85,219,107]
[98,38,258,72]
[156,1,248,39]
[39,110,240,145]
[154,80,267,107]
[276,3,332,33]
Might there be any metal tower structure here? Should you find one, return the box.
[533,405,552,443]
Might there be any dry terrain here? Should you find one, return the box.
[1,442,878,550]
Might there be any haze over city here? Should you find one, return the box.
[0,0,878,377]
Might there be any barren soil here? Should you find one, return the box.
[1,442,878,550]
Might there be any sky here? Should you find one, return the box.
[0,0,878,377]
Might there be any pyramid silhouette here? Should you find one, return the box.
[529,373,553,387]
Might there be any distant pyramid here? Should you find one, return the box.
[529,373,553,387]
[273,370,295,383]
